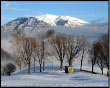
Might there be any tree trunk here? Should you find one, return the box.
[28,61,31,74]
[40,64,42,72]
[52,56,54,70]
[60,60,63,71]
[19,57,22,75]
[92,64,94,73]
[43,60,45,71]
[92,60,94,73]
[80,59,83,71]
[80,43,84,71]
[102,68,103,75]
[101,58,103,75]
[69,59,72,67]
[34,58,36,73]
[8,72,11,76]
[43,58,45,71]
[107,70,109,77]
[19,64,22,75]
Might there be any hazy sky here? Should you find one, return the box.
[1,1,108,25]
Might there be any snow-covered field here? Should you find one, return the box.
[1,65,108,87]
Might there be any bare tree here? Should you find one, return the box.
[100,34,109,74]
[88,43,97,73]
[95,34,109,75]
[46,29,55,38]
[93,41,105,75]
[11,32,25,75]
[42,40,46,72]
[23,37,36,74]
[31,38,38,73]
[48,44,55,70]
[80,35,89,71]
[47,30,56,70]
[52,34,67,71]
[48,37,56,70]
[36,34,46,72]
[66,37,83,66]
[37,44,42,72]
[37,40,45,72]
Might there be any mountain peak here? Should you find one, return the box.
[35,14,58,26]
[35,14,88,27]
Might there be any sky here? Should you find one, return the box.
[1,1,108,25]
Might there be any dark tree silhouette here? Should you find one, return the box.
[6,63,16,76]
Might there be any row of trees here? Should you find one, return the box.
[46,30,87,71]
[11,30,86,74]
[11,31,46,74]
[11,29,108,76]
[89,34,109,76]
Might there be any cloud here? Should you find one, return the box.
[2,1,13,4]
[90,17,105,23]
[4,3,11,6]
[2,1,33,12]
[3,7,31,11]
[2,1,24,7]
[2,1,13,7]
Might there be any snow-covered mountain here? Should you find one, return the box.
[1,14,108,40]
[2,14,88,31]
[1,17,51,38]
[1,14,89,39]
[35,14,88,27]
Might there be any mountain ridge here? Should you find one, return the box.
[35,14,89,27]
[2,14,89,29]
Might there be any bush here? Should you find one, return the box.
[1,66,8,75]
[6,63,16,76]
[1,63,16,76]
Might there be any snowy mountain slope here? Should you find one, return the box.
[1,17,52,39]
[1,14,107,40]
[2,14,88,32]
[1,17,28,31]
[35,14,58,26]
[1,14,88,36]
[2,14,108,41]
[35,14,88,27]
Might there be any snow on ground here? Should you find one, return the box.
[1,65,108,87]
[1,46,108,87]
